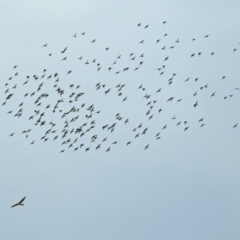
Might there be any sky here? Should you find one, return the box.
[1,0,240,239]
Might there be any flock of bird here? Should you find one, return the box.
[3,21,240,156]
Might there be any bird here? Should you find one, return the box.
[162,125,167,130]
[4,19,239,156]
[177,121,181,126]
[164,56,169,61]
[11,196,26,208]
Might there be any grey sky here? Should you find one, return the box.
[1,0,240,239]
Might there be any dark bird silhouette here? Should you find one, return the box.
[162,124,167,130]
[4,20,238,155]
[11,196,26,208]
[61,47,67,53]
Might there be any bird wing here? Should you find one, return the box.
[19,196,26,204]
[11,203,19,208]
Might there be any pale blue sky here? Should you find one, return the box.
[1,0,240,239]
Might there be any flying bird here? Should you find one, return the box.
[11,196,26,208]
[4,19,239,156]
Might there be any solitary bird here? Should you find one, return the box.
[11,196,26,208]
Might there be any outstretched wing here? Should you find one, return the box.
[11,203,18,208]
[19,196,26,204]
